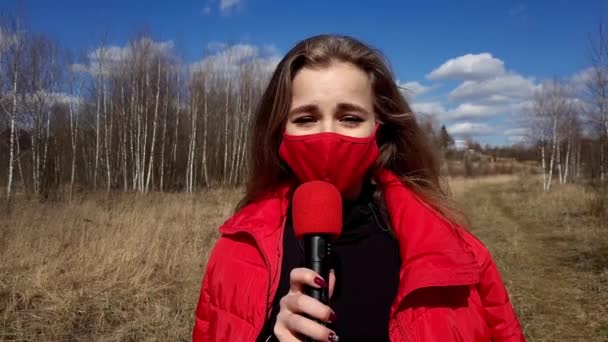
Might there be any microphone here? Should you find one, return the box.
[292,181,342,341]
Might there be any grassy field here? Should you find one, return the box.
[451,176,608,341]
[0,176,606,341]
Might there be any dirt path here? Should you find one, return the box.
[453,177,608,341]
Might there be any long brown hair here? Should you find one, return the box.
[237,34,467,228]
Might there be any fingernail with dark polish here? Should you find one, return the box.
[314,277,327,288]
[329,312,337,322]
[328,332,340,342]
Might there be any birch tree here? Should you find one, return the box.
[528,79,573,192]
[586,21,608,181]
[2,17,21,209]
[66,54,84,200]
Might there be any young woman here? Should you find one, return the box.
[193,34,525,342]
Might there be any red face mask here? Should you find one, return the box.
[279,125,380,194]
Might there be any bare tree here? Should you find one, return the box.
[145,56,161,192]
[558,101,583,184]
[186,83,197,193]
[159,63,169,191]
[66,53,84,201]
[0,29,276,198]
[527,79,575,192]
[2,16,22,209]
[586,20,608,181]
[23,34,62,199]
[92,42,107,190]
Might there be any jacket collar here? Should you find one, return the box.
[376,169,480,315]
[218,169,480,312]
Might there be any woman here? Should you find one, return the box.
[193,34,525,342]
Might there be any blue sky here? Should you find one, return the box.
[4,0,607,145]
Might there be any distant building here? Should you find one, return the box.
[454,139,467,150]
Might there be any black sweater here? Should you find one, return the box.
[258,183,401,341]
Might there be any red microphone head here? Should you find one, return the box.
[292,181,342,239]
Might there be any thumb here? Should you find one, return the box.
[328,269,336,299]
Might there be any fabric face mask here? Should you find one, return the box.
[278,125,380,194]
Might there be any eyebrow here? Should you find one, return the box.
[336,103,370,115]
[288,104,319,117]
[288,102,370,117]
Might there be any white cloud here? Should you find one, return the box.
[504,128,529,136]
[411,100,507,121]
[448,122,495,136]
[4,90,83,107]
[569,67,606,94]
[191,42,281,75]
[507,135,528,144]
[412,101,446,115]
[449,73,537,103]
[505,128,529,144]
[427,53,505,81]
[220,0,241,13]
[408,53,547,144]
[88,46,129,63]
[397,80,431,98]
[106,39,173,60]
[199,43,256,67]
[447,103,505,120]
[571,67,594,84]
[69,63,89,73]
[76,38,174,76]
[50,92,84,105]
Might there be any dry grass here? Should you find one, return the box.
[451,175,608,341]
[0,177,606,341]
[0,190,240,341]
[445,159,540,177]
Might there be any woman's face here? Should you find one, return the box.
[285,61,376,137]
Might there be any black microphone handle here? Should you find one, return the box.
[303,235,332,342]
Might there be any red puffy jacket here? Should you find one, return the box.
[193,170,525,341]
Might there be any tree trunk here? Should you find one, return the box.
[229,91,241,185]
[223,79,231,184]
[186,89,198,193]
[135,76,142,191]
[563,138,571,184]
[42,96,52,196]
[201,79,209,188]
[547,118,558,192]
[172,70,180,189]
[541,138,547,192]
[103,76,111,192]
[146,58,161,192]
[131,75,138,190]
[16,127,26,195]
[557,138,563,185]
[160,65,169,191]
[68,87,80,201]
[6,65,18,209]
[141,64,150,192]
[94,54,103,190]
[32,116,39,196]
[121,83,128,192]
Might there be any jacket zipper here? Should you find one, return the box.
[247,231,273,340]
[223,229,272,341]
[396,319,407,342]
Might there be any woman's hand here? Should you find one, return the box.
[273,268,339,342]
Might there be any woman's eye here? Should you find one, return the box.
[341,115,363,123]
[293,116,315,124]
